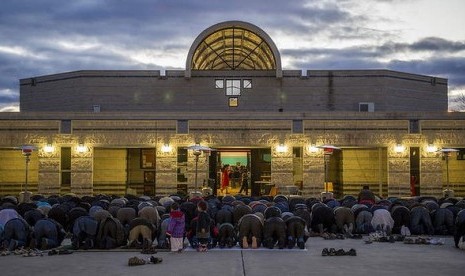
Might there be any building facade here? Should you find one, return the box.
[1,21,465,198]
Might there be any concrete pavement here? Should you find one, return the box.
[1,236,463,276]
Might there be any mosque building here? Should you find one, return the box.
[1,21,465,199]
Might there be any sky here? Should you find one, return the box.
[1,0,465,112]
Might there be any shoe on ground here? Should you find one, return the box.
[149,256,163,264]
[346,248,357,256]
[321,248,329,256]
[128,256,146,266]
[403,237,415,244]
[48,249,58,256]
[335,249,346,256]
[329,248,336,256]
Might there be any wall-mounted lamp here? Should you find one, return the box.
[394,144,405,153]
[44,144,54,153]
[276,144,288,153]
[161,144,172,153]
[426,144,437,153]
[308,144,319,153]
[77,144,87,153]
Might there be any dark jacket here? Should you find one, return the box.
[196,211,211,238]
[96,216,126,248]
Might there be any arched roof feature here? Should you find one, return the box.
[186,21,282,78]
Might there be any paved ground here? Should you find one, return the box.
[1,236,463,276]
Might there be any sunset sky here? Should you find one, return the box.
[1,0,464,111]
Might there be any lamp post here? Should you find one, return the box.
[186,144,215,196]
[439,148,458,195]
[20,145,35,202]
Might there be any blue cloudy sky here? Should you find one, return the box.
[1,0,464,111]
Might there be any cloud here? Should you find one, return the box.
[379,37,465,54]
[0,0,464,111]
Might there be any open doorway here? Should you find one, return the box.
[209,148,271,196]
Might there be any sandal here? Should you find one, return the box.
[128,256,146,266]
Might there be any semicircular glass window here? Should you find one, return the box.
[192,27,276,70]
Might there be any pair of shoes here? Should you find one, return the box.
[48,249,58,256]
[322,248,357,256]
[416,237,430,245]
[14,248,26,255]
[22,252,38,257]
[404,237,415,244]
[128,256,146,266]
[23,249,43,257]
[149,256,163,264]
[378,236,389,242]
[335,249,346,256]
[430,238,445,245]
[336,234,345,240]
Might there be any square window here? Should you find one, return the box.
[229,97,238,107]
[215,79,224,89]
[226,79,241,95]
[243,79,252,89]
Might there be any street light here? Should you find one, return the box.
[186,144,215,196]
[439,148,459,196]
[317,145,340,197]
